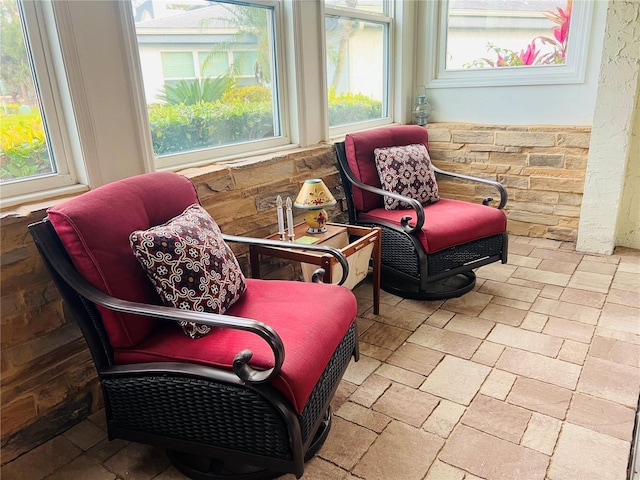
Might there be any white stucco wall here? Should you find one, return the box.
[616,79,640,249]
[577,0,640,254]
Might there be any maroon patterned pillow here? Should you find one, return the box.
[129,204,246,339]
[374,143,439,210]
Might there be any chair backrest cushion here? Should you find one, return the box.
[344,125,429,212]
[47,172,200,348]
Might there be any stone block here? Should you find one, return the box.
[557,132,591,148]
[529,154,565,167]
[1,396,37,434]
[514,190,559,204]
[554,204,581,217]
[230,158,295,190]
[496,131,555,147]
[530,177,585,193]
[558,193,583,205]
[496,174,529,189]
[565,155,588,170]
[452,131,494,144]
[508,211,558,226]
[507,201,555,215]
[446,151,489,163]
[489,152,528,166]
[468,144,506,152]
[426,128,452,142]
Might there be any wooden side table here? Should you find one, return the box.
[249,223,381,314]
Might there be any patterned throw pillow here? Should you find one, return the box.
[374,143,439,210]
[130,204,246,339]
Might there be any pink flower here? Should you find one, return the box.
[519,42,538,65]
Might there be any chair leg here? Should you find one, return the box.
[167,451,281,480]
[304,406,332,462]
[381,271,476,300]
[165,406,334,480]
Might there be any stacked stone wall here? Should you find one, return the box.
[427,123,590,241]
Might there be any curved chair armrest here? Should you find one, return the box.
[431,165,508,209]
[335,142,424,233]
[29,220,284,385]
[223,234,351,286]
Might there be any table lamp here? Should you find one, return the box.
[294,178,337,234]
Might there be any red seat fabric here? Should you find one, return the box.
[360,198,507,254]
[115,278,357,414]
[48,172,200,348]
[345,125,429,213]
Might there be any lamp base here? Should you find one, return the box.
[304,209,328,234]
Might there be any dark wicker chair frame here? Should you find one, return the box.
[335,140,509,300]
[29,218,358,480]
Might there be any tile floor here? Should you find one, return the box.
[2,235,639,480]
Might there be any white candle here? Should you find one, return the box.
[286,197,295,241]
[276,195,285,240]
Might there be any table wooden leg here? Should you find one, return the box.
[372,228,381,315]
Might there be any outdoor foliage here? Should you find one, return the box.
[464,1,572,68]
[147,87,381,156]
[327,89,382,126]
[0,110,51,181]
[157,76,236,105]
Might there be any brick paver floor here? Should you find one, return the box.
[2,235,639,480]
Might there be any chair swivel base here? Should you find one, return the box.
[167,407,333,480]
[380,271,476,300]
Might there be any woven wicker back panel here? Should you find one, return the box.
[104,377,293,460]
[298,322,357,441]
[427,234,504,276]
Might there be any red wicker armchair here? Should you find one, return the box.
[28,171,358,479]
[335,124,508,300]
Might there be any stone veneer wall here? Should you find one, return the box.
[0,123,590,462]
[427,123,591,242]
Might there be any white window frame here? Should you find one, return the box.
[323,2,395,137]
[420,0,595,89]
[1,0,84,207]
[128,0,293,171]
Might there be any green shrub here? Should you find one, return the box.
[0,113,52,182]
[328,90,382,126]
[220,85,272,104]
[148,100,275,155]
[148,90,381,156]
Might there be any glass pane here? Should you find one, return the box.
[325,0,385,15]
[198,51,228,77]
[325,16,386,127]
[233,50,258,77]
[134,0,279,158]
[446,0,572,70]
[0,0,55,184]
[161,52,195,78]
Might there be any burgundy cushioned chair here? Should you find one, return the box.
[28,171,359,480]
[335,124,508,299]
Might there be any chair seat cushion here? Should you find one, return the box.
[114,278,358,414]
[359,198,507,254]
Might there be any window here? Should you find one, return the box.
[324,0,392,131]
[133,0,288,169]
[422,0,594,88]
[0,0,78,202]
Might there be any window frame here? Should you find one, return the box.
[130,0,293,171]
[323,2,394,137]
[1,0,83,206]
[421,0,595,88]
